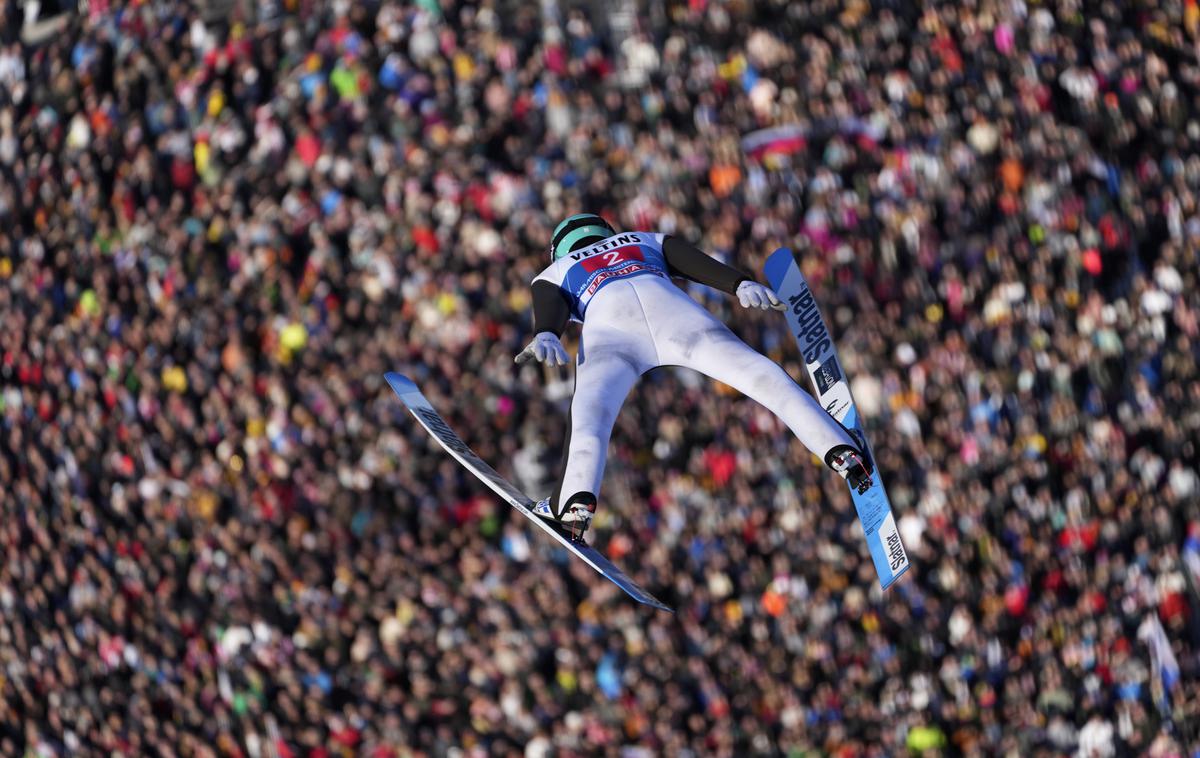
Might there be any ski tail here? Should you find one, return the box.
[764,250,910,589]
[385,372,673,612]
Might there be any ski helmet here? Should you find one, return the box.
[549,213,615,261]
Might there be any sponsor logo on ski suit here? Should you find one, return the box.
[533,232,669,319]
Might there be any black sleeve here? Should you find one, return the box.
[531,280,571,336]
[662,236,750,295]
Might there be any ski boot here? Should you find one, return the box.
[533,492,597,541]
[825,444,874,495]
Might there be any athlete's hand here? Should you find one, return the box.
[736,280,785,310]
[515,332,571,366]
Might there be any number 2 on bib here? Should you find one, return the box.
[580,245,646,273]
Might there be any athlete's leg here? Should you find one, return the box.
[532,280,657,535]
[550,341,642,515]
[649,291,859,459]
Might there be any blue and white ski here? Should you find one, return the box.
[764,249,910,589]
[385,373,673,612]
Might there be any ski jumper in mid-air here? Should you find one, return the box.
[516,213,873,537]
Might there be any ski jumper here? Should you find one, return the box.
[529,232,860,513]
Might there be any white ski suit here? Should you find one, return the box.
[528,231,859,512]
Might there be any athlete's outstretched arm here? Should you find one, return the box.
[515,281,572,366]
[663,237,782,309]
[531,280,571,336]
[662,237,747,292]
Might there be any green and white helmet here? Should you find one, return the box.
[549,213,615,261]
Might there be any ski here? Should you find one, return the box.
[764,249,910,590]
[384,372,673,612]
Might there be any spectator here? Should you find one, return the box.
[0,0,1197,755]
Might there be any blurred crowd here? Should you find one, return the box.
[2,0,1200,755]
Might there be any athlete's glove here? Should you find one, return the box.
[515,332,571,366]
[736,280,785,310]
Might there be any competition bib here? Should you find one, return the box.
[533,232,668,319]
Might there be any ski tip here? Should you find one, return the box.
[606,568,674,612]
[879,561,911,591]
[384,372,419,396]
[621,588,673,612]
[559,532,674,612]
[763,247,794,288]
